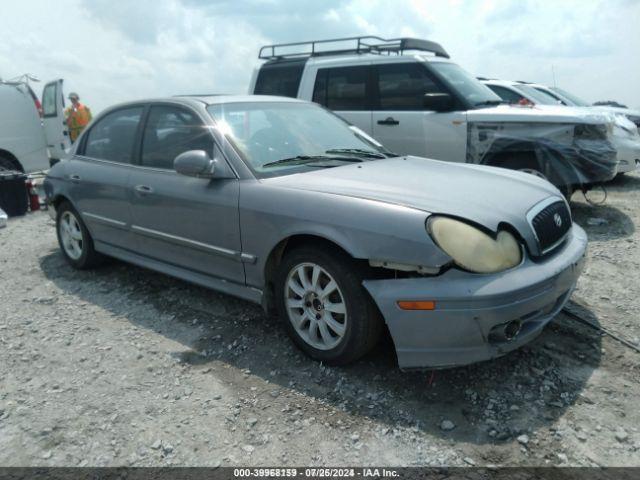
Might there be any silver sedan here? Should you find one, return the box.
[44,95,587,369]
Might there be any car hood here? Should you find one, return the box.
[468,104,610,125]
[593,105,640,118]
[262,156,561,236]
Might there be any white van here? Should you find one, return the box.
[0,77,70,172]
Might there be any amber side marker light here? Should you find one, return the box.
[397,300,436,311]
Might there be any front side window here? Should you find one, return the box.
[375,63,447,110]
[83,107,143,163]
[140,106,213,170]
[208,102,388,177]
[313,66,370,110]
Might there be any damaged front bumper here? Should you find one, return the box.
[363,224,588,369]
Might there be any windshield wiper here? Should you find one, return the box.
[263,155,364,168]
[324,148,389,159]
[474,99,508,107]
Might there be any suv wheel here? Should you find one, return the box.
[0,154,19,172]
[56,201,103,269]
[275,245,382,365]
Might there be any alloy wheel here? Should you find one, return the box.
[284,262,347,350]
[59,211,84,260]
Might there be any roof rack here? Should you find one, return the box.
[258,36,449,61]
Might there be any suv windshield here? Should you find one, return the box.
[207,102,392,177]
[550,87,590,107]
[429,62,502,107]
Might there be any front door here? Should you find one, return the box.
[371,63,467,162]
[128,104,244,285]
[41,79,71,161]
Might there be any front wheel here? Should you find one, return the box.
[275,245,382,365]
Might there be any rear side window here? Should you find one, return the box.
[83,107,143,163]
[312,66,371,110]
[487,85,523,104]
[254,62,304,98]
[376,63,446,110]
[141,105,213,170]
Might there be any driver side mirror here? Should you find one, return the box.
[174,150,215,178]
[423,93,454,112]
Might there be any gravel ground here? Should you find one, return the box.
[0,172,639,467]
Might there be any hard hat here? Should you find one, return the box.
[68,92,80,100]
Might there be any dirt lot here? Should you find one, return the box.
[0,173,639,467]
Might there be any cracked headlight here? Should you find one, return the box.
[428,216,522,273]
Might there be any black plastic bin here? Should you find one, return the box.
[0,171,28,217]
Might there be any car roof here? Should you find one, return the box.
[181,94,308,105]
[97,94,309,115]
[303,52,455,67]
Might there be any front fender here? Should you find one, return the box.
[239,182,451,288]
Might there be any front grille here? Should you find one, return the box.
[530,201,571,253]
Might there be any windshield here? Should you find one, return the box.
[550,87,590,107]
[207,102,391,177]
[516,84,562,105]
[429,62,502,106]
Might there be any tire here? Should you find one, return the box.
[55,201,103,269]
[274,245,383,365]
[0,154,19,172]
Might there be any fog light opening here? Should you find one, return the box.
[503,319,522,341]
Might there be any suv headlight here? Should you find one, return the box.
[428,216,522,273]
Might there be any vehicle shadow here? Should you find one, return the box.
[607,172,640,189]
[40,250,602,448]
[570,200,635,241]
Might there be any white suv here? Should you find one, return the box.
[249,36,619,196]
[483,79,640,175]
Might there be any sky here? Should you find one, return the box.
[1,0,639,113]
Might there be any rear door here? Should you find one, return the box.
[371,62,467,161]
[311,65,373,134]
[41,79,71,161]
[69,105,144,250]
[127,104,244,284]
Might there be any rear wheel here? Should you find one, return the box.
[56,201,103,269]
[274,245,382,365]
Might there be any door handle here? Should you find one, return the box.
[69,174,81,183]
[134,185,154,194]
[377,117,399,126]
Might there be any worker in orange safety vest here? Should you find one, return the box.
[65,92,92,143]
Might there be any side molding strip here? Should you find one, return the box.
[131,225,257,263]
[82,212,127,229]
